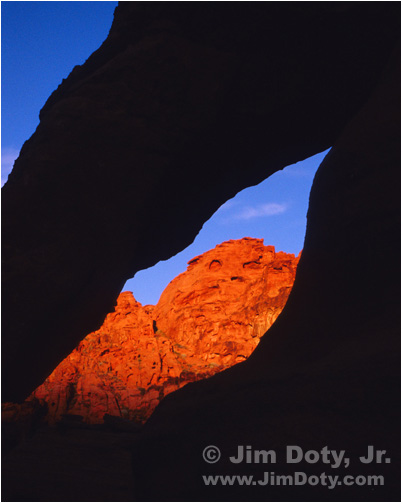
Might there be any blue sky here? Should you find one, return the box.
[1,1,118,185]
[2,2,329,306]
[125,151,327,305]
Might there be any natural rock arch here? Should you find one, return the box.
[2,1,399,439]
[2,3,400,501]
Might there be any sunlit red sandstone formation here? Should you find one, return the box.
[28,238,299,423]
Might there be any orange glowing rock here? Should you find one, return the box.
[29,238,299,424]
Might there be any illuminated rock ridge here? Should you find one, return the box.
[30,238,299,423]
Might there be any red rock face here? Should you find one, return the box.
[29,238,299,423]
[154,238,299,373]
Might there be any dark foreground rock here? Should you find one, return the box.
[130,40,401,501]
[2,2,400,501]
[2,425,139,501]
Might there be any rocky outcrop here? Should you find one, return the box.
[2,3,400,501]
[154,238,298,370]
[2,3,399,402]
[28,239,298,423]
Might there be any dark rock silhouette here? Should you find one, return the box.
[131,43,401,502]
[2,2,400,501]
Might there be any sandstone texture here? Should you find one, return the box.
[2,2,400,501]
[27,238,298,423]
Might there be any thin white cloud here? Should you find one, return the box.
[1,147,19,186]
[222,202,288,222]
